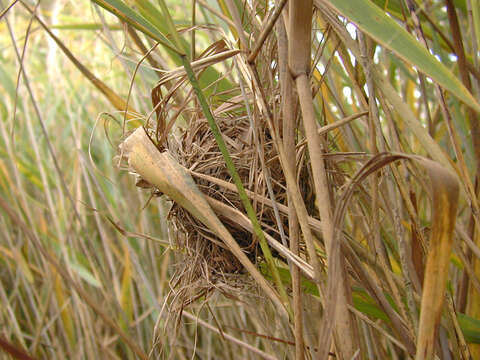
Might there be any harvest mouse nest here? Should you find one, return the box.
[154,107,315,305]
[125,82,315,310]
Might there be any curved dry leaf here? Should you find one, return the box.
[325,152,459,358]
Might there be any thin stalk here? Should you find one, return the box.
[277,11,305,360]
[224,0,249,49]
[297,74,358,360]
[92,0,179,53]
[156,0,187,56]
[22,3,141,121]
[244,60,327,294]
[196,0,236,28]
[236,62,289,251]
[359,31,414,333]
[472,0,480,53]
[247,0,288,63]
[400,1,434,136]
[182,311,278,360]
[468,0,480,95]
[444,3,480,358]
[414,6,480,82]
[10,4,85,229]
[0,0,18,20]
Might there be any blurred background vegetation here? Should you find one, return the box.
[1,0,480,359]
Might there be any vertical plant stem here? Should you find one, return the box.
[359,30,414,332]
[10,4,85,227]
[289,2,357,358]
[247,61,327,286]
[224,0,249,49]
[191,0,196,60]
[277,10,305,359]
[243,56,327,339]
[296,73,358,360]
[471,0,480,52]
[247,0,288,63]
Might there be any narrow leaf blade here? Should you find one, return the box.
[322,0,480,112]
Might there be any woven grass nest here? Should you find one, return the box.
[172,115,278,263]
[122,49,317,306]
[149,103,314,304]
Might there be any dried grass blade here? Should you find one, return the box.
[157,49,241,84]
[0,197,149,360]
[247,0,287,63]
[414,158,459,359]
[0,336,37,360]
[277,12,305,359]
[332,152,459,358]
[182,311,278,360]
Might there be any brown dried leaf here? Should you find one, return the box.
[328,152,459,358]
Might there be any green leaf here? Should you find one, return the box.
[458,313,480,343]
[50,23,122,30]
[324,0,480,113]
[260,264,391,323]
[352,288,389,322]
[69,262,102,288]
[371,0,403,18]
[371,0,467,18]
[91,0,176,51]
[473,0,480,52]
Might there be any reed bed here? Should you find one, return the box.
[1,0,480,359]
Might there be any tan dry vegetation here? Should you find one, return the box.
[1,0,480,359]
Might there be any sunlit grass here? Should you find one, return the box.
[2,0,480,359]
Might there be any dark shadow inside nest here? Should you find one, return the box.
[169,204,255,275]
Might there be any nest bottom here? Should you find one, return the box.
[167,204,261,309]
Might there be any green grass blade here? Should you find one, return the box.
[50,23,122,30]
[91,0,178,52]
[323,0,480,113]
[458,313,480,343]
[472,0,480,51]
